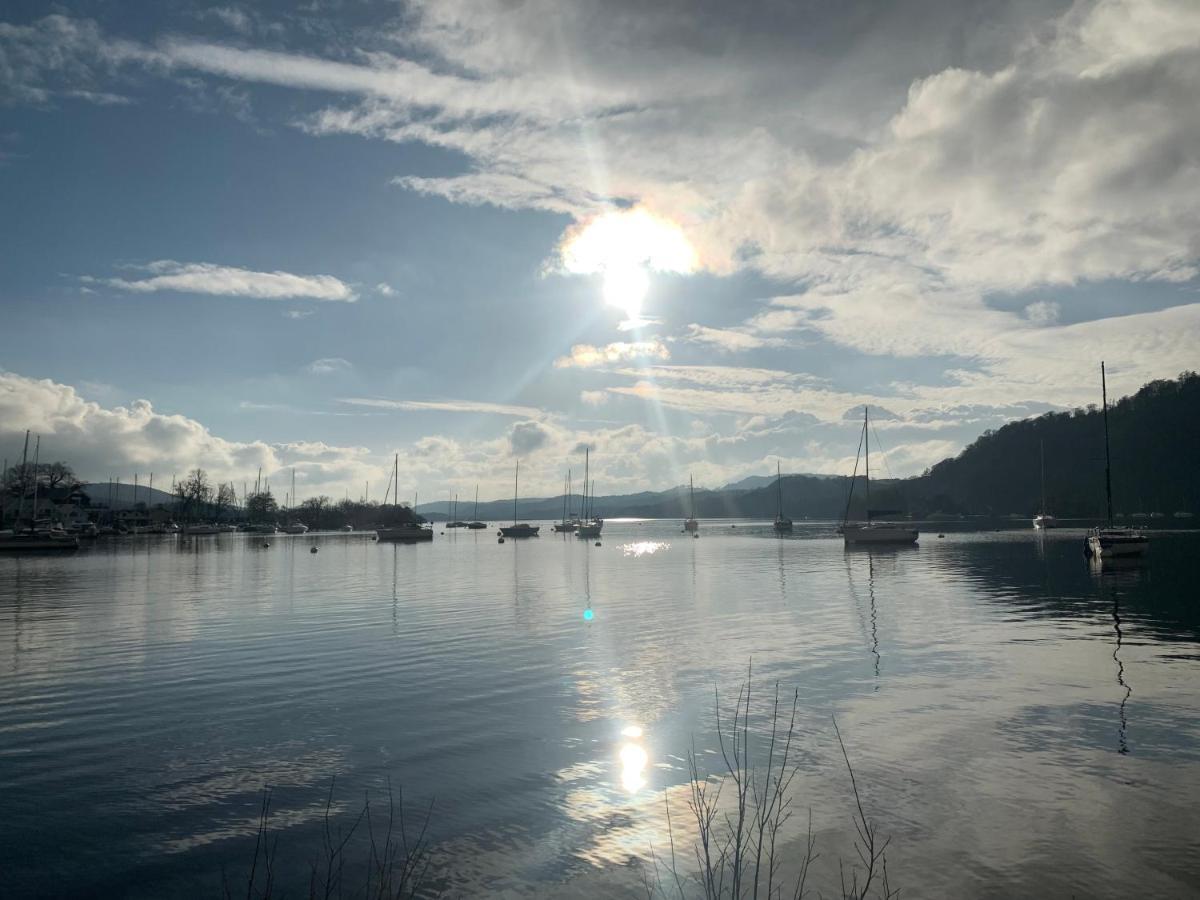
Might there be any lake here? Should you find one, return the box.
[2,522,1198,897]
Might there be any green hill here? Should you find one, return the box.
[907,371,1200,517]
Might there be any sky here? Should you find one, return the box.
[1,0,1198,505]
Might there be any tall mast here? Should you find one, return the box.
[31,436,40,524]
[16,430,29,524]
[567,468,572,519]
[474,485,479,521]
[583,448,589,520]
[513,460,519,525]
[1039,440,1046,516]
[777,460,783,518]
[1102,361,1113,527]
[394,454,399,510]
[864,406,872,525]
[291,468,296,515]
[690,474,695,519]
[561,473,568,524]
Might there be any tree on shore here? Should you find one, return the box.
[246,490,279,524]
[214,483,237,521]
[176,469,213,522]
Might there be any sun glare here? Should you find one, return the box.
[559,208,697,323]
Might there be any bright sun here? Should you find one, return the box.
[559,207,697,323]
[602,264,650,319]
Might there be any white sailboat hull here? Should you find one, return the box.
[843,523,918,545]
[1033,515,1057,529]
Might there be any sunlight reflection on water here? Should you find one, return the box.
[621,540,671,558]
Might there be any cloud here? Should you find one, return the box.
[680,324,788,353]
[553,340,669,369]
[1024,300,1060,326]
[284,309,315,319]
[0,369,375,494]
[305,357,352,375]
[201,7,253,35]
[579,390,608,406]
[338,397,544,417]
[508,420,549,455]
[89,261,356,301]
[375,282,396,296]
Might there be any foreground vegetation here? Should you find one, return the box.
[226,667,899,899]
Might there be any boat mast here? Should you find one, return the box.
[864,406,872,525]
[583,448,590,520]
[690,474,695,520]
[31,436,40,525]
[16,430,29,525]
[512,460,519,525]
[777,460,783,519]
[1101,361,1113,527]
[474,485,479,521]
[1039,439,1046,517]
[394,454,399,511]
[567,468,572,519]
[561,473,568,525]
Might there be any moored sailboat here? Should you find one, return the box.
[683,474,699,533]
[841,407,918,545]
[553,469,578,533]
[0,432,79,552]
[377,454,433,542]
[1033,440,1056,529]
[499,460,540,538]
[773,461,793,533]
[575,449,603,538]
[1087,363,1148,560]
[467,486,488,529]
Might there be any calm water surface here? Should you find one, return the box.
[2,522,1198,897]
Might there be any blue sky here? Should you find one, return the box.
[2,0,1198,503]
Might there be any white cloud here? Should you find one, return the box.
[375,282,396,296]
[680,324,788,353]
[305,357,352,375]
[338,397,544,418]
[284,309,315,319]
[90,261,356,301]
[579,390,608,406]
[553,340,669,369]
[0,369,375,495]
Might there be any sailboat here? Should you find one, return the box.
[447,492,468,528]
[576,449,603,538]
[683,475,699,533]
[377,454,433,542]
[1087,363,1148,559]
[500,461,540,538]
[841,407,918,545]
[773,461,793,533]
[1033,440,1056,529]
[0,431,78,552]
[281,469,309,534]
[467,485,487,529]
[553,469,578,533]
